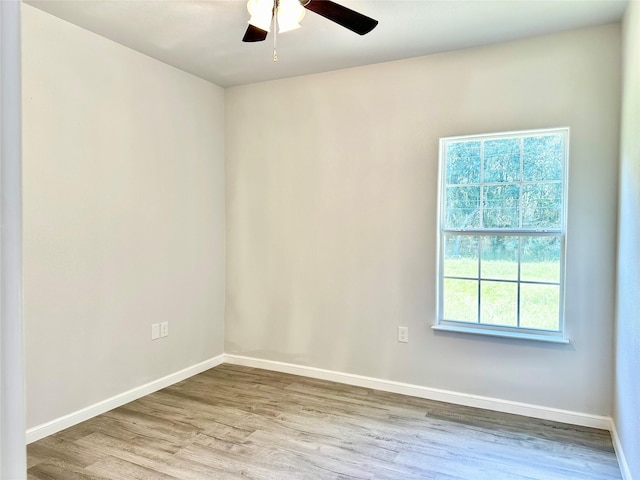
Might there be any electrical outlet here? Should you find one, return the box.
[151,323,160,340]
[160,321,169,338]
[398,326,408,343]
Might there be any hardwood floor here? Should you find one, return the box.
[27,364,622,480]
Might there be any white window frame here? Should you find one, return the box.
[433,128,570,343]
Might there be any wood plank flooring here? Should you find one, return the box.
[27,364,622,480]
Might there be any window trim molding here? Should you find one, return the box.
[435,127,570,342]
[431,325,571,344]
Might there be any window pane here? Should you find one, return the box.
[443,279,478,322]
[481,236,518,280]
[440,129,567,336]
[444,235,478,278]
[480,281,517,326]
[482,185,519,228]
[522,183,562,229]
[483,138,521,183]
[521,237,560,283]
[446,141,481,185]
[520,284,560,331]
[523,135,563,182]
[446,186,480,229]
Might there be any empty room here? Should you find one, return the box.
[0,0,637,478]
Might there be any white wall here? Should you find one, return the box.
[225,25,620,416]
[1,1,26,476]
[22,5,225,429]
[615,1,640,478]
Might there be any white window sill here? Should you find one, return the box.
[432,325,570,344]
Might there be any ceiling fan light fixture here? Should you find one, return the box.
[242,0,379,45]
[276,0,305,33]
[247,0,273,32]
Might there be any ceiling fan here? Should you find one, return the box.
[242,0,379,43]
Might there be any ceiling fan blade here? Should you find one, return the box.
[242,24,268,42]
[303,0,378,35]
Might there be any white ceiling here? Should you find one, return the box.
[25,0,628,87]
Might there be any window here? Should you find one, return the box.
[435,128,569,342]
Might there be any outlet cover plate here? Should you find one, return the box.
[398,326,408,343]
[151,323,160,340]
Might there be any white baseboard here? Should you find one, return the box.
[25,354,225,444]
[611,421,634,480]
[224,354,613,431]
[26,353,616,452]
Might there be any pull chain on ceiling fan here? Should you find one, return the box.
[242,0,378,60]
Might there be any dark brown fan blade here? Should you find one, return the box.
[243,24,268,42]
[303,0,378,35]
